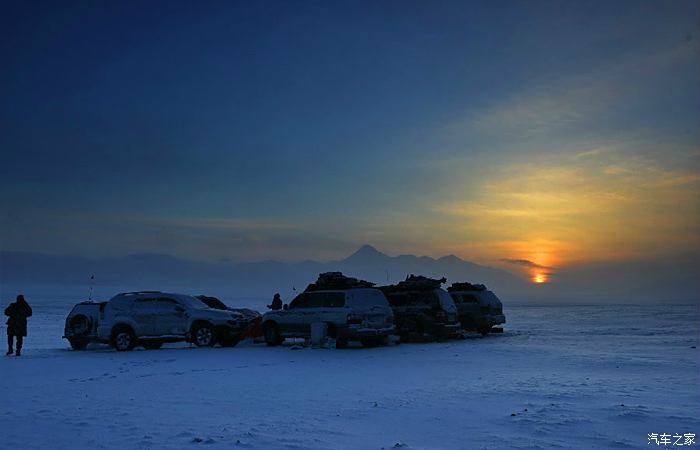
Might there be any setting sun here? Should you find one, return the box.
[533,273,547,284]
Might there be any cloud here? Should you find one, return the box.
[433,149,700,267]
[442,41,698,144]
[501,259,556,271]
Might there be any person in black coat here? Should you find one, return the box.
[267,293,283,311]
[5,294,32,356]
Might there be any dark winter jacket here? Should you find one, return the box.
[5,299,32,336]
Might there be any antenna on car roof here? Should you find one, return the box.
[88,275,95,301]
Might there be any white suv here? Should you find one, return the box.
[96,291,247,351]
[262,286,395,348]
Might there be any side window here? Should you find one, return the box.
[462,294,478,303]
[307,293,324,308]
[323,292,345,308]
[133,298,157,311]
[289,293,310,309]
[157,297,181,310]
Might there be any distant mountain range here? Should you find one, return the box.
[0,245,528,300]
[1,245,698,305]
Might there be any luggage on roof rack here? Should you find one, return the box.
[380,274,447,293]
[447,282,487,292]
[304,272,375,292]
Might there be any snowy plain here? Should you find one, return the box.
[1,293,698,450]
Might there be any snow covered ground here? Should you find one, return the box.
[1,299,698,450]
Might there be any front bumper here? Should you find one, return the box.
[439,322,463,337]
[475,314,506,327]
[214,323,248,341]
[342,325,395,340]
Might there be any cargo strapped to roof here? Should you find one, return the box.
[380,274,447,293]
[447,282,487,292]
[304,272,375,292]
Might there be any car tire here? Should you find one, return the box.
[478,326,490,336]
[111,326,136,351]
[142,341,163,350]
[263,322,282,346]
[335,337,348,349]
[68,338,88,350]
[192,323,216,347]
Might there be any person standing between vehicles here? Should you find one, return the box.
[5,294,32,356]
[268,293,282,311]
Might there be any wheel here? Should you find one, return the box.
[142,341,162,350]
[111,326,136,351]
[70,315,90,336]
[263,323,282,346]
[478,326,490,336]
[219,336,240,347]
[192,323,216,347]
[68,338,88,350]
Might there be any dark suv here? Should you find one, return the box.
[447,282,505,335]
[380,275,461,342]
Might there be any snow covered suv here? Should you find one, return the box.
[96,291,247,351]
[380,275,461,342]
[447,282,505,335]
[262,273,395,348]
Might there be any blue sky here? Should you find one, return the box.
[1,1,698,276]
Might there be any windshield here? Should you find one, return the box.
[178,295,211,310]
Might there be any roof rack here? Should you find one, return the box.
[380,274,446,293]
[117,291,164,296]
[304,272,375,292]
[447,282,487,292]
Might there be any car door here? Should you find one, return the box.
[300,292,326,334]
[131,297,159,336]
[281,293,310,335]
[154,297,188,336]
[318,291,346,325]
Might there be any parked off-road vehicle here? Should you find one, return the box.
[93,291,247,351]
[447,282,505,335]
[262,272,395,348]
[63,301,106,350]
[380,275,461,342]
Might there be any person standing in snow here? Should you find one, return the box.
[267,293,283,310]
[5,294,32,356]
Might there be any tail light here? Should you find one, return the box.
[347,314,363,325]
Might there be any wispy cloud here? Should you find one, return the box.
[501,258,555,271]
[442,41,698,143]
